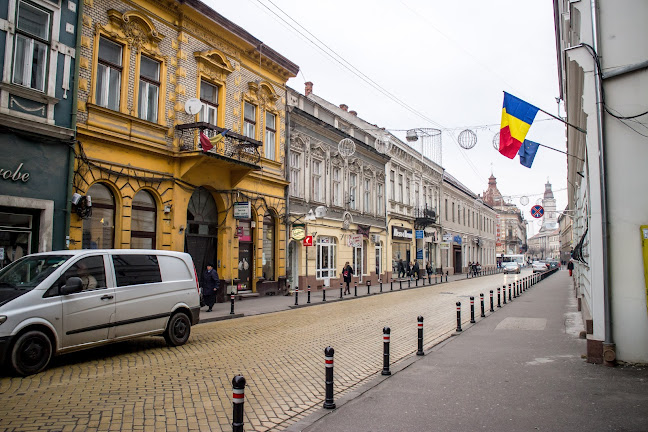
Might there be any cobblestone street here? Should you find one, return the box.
[0,272,530,431]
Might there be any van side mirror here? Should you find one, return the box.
[61,277,83,295]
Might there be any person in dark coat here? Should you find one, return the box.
[567,259,574,276]
[398,259,405,278]
[412,261,420,280]
[426,261,433,278]
[342,261,353,295]
[203,264,220,312]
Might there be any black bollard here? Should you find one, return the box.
[408,278,411,289]
[446,271,448,282]
[497,287,501,308]
[367,280,371,295]
[417,316,424,356]
[382,327,392,375]
[391,278,394,291]
[503,285,507,304]
[489,290,494,312]
[513,282,517,298]
[322,286,326,302]
[508,284,512,301]
[380,279,383,293]
[295,286,299,305]
[230,294,235,315]
[456,302,462,332]
[480,293,485,317]
[400,280,403,290]
[307,285,311,304]
[323,347,336,409]
[470,296,476,323]
[354,282,358,297]
[232,375,246,432]
[416,276,418,287]
[340,282,343,299]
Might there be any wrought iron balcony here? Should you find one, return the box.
[414,206,437,228]
[176,122,262,165]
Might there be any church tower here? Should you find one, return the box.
[540,180,558,231]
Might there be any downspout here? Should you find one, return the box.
[65,0,84,249]
[590,0,615,365]
[285,102,291,288]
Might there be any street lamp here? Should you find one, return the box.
[405,128,442,166]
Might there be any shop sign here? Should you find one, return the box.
[233,201,251,219]
[303,236,313,247]
[453,235,462,244]
[0,162,30,183]
[442,234,453,242]
[357,224,370,238]
[348,234,363,248]
[440,242,450,249]
[416,249,423,259]
[392,226,413,240]
[292,224,305,240]
[415,230,424,239]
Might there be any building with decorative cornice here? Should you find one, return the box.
[70,0,298,294]
[482,174,527,258]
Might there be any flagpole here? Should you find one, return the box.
[535,142,584,161]
[537,107,587,134]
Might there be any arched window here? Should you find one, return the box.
[262,212,275,280]
[131,190,156,249]
[82,183,115,249]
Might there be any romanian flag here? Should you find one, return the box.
[500,92,539,159]
[200,129,229,152]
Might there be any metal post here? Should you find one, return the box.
[354,282,358,297]
[391,278,394,291]
[470,296,476,323]
[417,316,424,356]
[382,327,391,375]
[340,282,343,299]
[480,293,485,317]
[489,290,494,312]
[380,279,383,293]
[456,302,462,332]
[295,286,299,306]
[445,271,448,282]
[232,375,246,432]
[323,347,336,409]
[503,285,507,304]
[497,287,501,308]
[367,280,371,295]
[307,285,311,304]
[400,280,403,290]
[323,287,326,302]
[230,294,235,315]
[408,278,411,288]
[508,284,512,301]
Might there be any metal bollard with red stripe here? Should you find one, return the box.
[380,278,383,293]
[417,316,424,356]
[456,302,462,332]
[382,327,392,375]
[470,296,476,323]
[367,280,371,295]
[323,347,336,409]
[232,375,246,432]
[294,286,299,305]
[480,293,485,317]
[340,282,343,299]
[503,285,507,304]
[307,285,311,304]
[354,282,358,297]
[508,284,512,301]
[489,290,494,312]
[497,287,501,308]
[230,294,235,315]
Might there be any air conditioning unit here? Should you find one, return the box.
[370,234,380,243]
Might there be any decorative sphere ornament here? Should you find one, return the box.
[492,132,500,150]
[458,129,477,150]
[338,138,356,158]
[520,196,529,205]
[374,134,392,154]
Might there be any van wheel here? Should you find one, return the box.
[10,330,52,376]
[164,312,191,346]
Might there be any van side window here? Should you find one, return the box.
[64,256,107,291]
[112,254,162,286]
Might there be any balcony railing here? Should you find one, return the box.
[414,206,437,227]
[176,122,262,165]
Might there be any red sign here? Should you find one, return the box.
[303,236,313,247]
[531,205,545,219]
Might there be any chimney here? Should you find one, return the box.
[349,110,357,116]
[339,104,348,111]
[305,81,313,96]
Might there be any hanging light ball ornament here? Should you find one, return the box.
[492,132,500,150]
[520,196,530,206]
[374,134,392,154]
[458,129,477,150]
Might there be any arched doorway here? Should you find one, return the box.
[186,187,218,277]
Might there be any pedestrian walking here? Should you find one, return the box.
[342,261,353,295]
[426,261,433,278]
[412,261,420,280]
[406,261,412,279]
[398,259,405,278]
[203,263,220,312]
[567,259,574,276]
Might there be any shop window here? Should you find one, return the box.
[12,1,50,92]
[131,190,156,249]
[96,36,122,111]
[262,212,275,280]
[265,112,276,160]
[375,242,382,276]
[82,183,115,249]
[316,237,337,279]
[199,80,219,125]
[138,55,160,122]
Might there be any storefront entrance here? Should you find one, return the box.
[0,207,39,269]
[453,245,462,274]
[185,188,218,281]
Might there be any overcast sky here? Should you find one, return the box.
[206,0,567,235]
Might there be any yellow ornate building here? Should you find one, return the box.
[70,0,298,293]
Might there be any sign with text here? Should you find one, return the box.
[392,226,413,240]
[415,230,424,239]
[303,236,313,247]
[348,234,363,248]
[291,224,305,240]
[234,201,251,219]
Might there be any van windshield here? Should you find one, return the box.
[0,255,71,290]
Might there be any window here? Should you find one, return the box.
[13,1,50,92]
[349,173,357,210]
[199,80,218,125]
[265,112,276,160]
[332,167,341,206]
[112,254,162,286]
[452,202,455,222]
[463,208,466,225]
[390,170,395,200]
[398,174,403,203]
[82,183,115,249]
[243,102,256,138]
[377,183,384,215]
[64,256,107,291]
[96,37,122,110]
[405,178,410,205]
[262,213,275,280]
[131,191,156,249]
[312,159,322,202]
[289,152,301,197]
[445,199,448,220]
[414,183,419,209]
[316,237,337,279]
[375,242,382,276]
[363,178,371,213]
[138,56,160,122]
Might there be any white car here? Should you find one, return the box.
[532,261,547,273]
[502,262,521,274]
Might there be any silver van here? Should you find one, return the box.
[0,249,201,375]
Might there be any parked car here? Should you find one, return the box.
[502,262,521,274]
[0,250,201,376]
[547,260,560,269]
[532,261,547,273]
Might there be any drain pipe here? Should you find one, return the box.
[590,0,615,365]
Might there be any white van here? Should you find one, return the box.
[0,249,201,375]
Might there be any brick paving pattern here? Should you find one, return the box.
[0,272,528,431]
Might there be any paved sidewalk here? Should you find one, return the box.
[199,270,503,323]
[285,271,648,432]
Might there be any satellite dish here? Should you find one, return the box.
[185,98,203,115]
[520,196,529,205]
[338,138,356,158]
